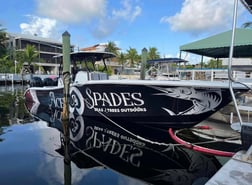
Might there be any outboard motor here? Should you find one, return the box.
[30,77,43,87]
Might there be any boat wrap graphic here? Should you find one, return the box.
[152,87,222,115]
[70,84,225,117]
[25,83,238,128]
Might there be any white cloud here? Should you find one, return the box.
[112,0,142,22]
[161,0,237,35]
[90,0,142,38]
[33,0,142,40]
[91,19,117,39]
[20,15,60,38]
[36,0,106,23]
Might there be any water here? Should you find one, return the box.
[0,122,145,185]
[0,85,223,185]
[0,85,146,185]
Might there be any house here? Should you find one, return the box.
[6,32,74,75]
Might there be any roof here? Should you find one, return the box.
[180,28,252,58]
[7,32,63,45]
[80,43,121,52]
[147,58,188,65]
[54,51,116,62]
[70,51,116,61]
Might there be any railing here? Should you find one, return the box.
[177,68,252,82]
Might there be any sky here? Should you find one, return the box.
[1,0,252,64]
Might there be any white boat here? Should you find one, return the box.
[24,51,250,143]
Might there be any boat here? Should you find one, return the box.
[23,0,252,184]
[146,57,188,80]
[24,101,221,185]
[24,51,250,139]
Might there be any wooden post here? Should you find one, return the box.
[62,31,71,185]
[140,48,147,80]
[62,30,71,133]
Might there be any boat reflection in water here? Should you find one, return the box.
[25,101,221,185]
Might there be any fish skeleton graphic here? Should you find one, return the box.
[152,86,222,115]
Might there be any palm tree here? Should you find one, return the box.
[241,22,252,29]
[117,52,126,73]
[126,47,139,67]
[106,41,119,56]
[19,44,39,74]
[148,47,160,60]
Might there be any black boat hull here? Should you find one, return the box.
[24,81,247,131]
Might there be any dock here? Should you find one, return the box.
[0,73,57,85]
[206,147,252,184]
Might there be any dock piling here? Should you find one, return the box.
[62,31,72,185]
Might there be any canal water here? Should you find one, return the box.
[0,85,225,185]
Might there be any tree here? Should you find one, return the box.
[117,52,126,72]
[0,25,7,58]
[148,47,160,60]
[241,22,252,29]
[207,59,222,68]
[117,52,126,66]
[18,44,39,74]
[0,55,12,73]
[126,47,139,67]
[106,41,119,56]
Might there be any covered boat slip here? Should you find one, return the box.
[179,0,252,78]
[180,28,252,59]
[179,27,252,81]
[187,0,252,184]
[178,0,252,121]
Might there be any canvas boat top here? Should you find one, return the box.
[54,51,116,62]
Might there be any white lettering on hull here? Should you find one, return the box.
[47,87,147,115]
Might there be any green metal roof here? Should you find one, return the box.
[180,28,252,58]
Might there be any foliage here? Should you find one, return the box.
[241,22,252,29]
[0,25,7,58]
[117,52,126,66]
[126,47,139,67]
[16,44,39,74]
[0,91,31,126]
[77,60,112,75]
[106,41,119,56]
[207,59,222,68]
[148,47,160,60]
[22,44,39,66]
[0,55,12,73]
[97,65,112,75]
[184,64,196,69]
